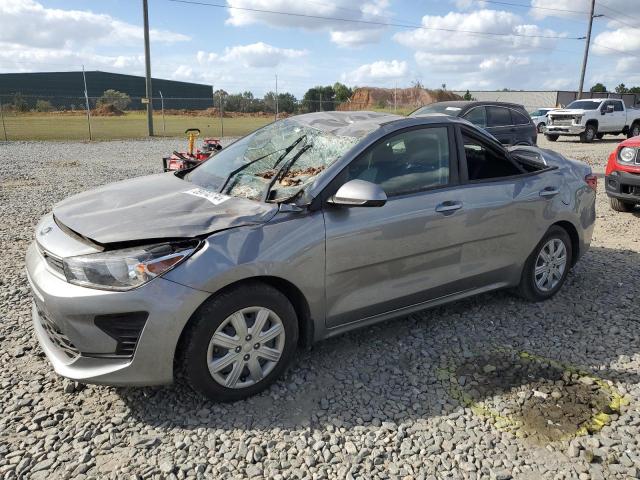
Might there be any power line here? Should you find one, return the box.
[596,1,640,24]
[592,41,640,60]
[599,13,639,31]
[467,0,589,14]
[167,0,585,40]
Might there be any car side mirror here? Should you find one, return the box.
[602,105,614,115]
[328,179,387,207]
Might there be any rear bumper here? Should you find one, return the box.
[546,125,585,135]
[605,171,640,203]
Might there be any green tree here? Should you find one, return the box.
[333,82,353,103]
[35,99,53,112]
[615,83,628,94]
[590,83,607,93]
[277,92,297,113]
[12,92,29,112]
[97,89,131,110]
[628,86,640,94]
[463,90,473,101]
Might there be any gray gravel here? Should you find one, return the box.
[1,135,640,479]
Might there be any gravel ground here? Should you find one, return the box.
[1,135,639,480]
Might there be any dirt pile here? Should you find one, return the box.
[338,87,462,111]
[92,104,125,116]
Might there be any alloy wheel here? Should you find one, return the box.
[534,238,567,292]
[206,307,285,389]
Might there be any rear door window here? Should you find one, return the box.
[462,107,487,127]
[613,100,624,112]
[461,130,524,181]
[511,109,532,125]
[486,106,512,127]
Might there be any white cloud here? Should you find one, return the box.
[342,60,408,83]
[592,27,640,56]
[196,42,307,69]
[479,55,530,71]
[394,9,560,55]
[0,0,189,49]
[224,0,389,47]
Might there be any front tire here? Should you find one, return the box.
[517,226,572,302]
[580,124,596,143]
[537,122,546,133]
[628,122,640,139]
[610,197,635,212]
[178,282,298,402]
[545,134,559,142]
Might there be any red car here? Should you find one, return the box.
[605,136,640,211]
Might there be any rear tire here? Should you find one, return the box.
[596,132,605,140]
[628,122,640,139]
[580,124,597,143]
[516,226,572,302]
[545,134,559,142]
[537,123,546,133]
[178,282,298,402]
[609,197,635,212]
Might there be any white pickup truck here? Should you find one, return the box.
[545,98,640,143]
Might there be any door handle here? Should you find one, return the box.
[539,187,559,197]
[435,201,463,213]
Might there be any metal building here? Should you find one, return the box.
[0,71,213,110]
[452,90,640,111]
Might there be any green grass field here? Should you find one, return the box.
[0,112,273,141]
[0,108,413,141]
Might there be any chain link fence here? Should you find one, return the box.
[0,94,411,141]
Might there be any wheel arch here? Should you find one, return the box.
[585,119,598,130]
[551,220,580,266]
[175,276,315,363]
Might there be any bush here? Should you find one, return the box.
[12,93,29,113]
[35,99,54,112]
[97,89,131,111]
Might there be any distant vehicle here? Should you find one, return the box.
[410,101,537,146]
[27,112,595,401]
[546,98,640,143]
[605,136,640,212]
[529,108,556,133]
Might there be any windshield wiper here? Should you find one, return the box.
[264,143,313,202]
[218,135,306,194]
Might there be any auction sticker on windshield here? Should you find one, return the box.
[183,188,230,205]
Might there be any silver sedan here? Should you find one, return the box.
[27,112,597,401]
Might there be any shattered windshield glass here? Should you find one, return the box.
[185,117,361,202]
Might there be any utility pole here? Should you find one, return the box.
[578,0,601,99]
[394,82,397,113]
[82,65,92,141]
[275,74,279,121]
[319,92,323,112]
[142,0,154,136]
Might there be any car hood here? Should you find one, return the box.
[53,173,278,245]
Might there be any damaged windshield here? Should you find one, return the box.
[185,118,361,202]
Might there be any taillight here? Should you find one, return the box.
[585,173,597,191]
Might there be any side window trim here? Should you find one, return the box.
[455,125,526,184]
[319,124,460,203]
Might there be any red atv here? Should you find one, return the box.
[162,128,223,172]
[605,136,640,212]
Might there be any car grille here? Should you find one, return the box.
[36,303,80,360]
[37,244,65,275]
[550,115,574,126]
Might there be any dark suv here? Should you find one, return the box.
[410,101,538,146]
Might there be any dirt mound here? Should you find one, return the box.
[92,104,125,116]
[338,87,462,111]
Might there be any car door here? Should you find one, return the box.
[611,100,627,131]
[599,101,616,132]
[485,106,515,145]
[461,106,487,130]
[323,125,469,327]
[510,108,536,145]
[454,125,564,284]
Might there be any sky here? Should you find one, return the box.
[0,0,639,98]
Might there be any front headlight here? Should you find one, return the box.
[63,241,199,291]
[619,147,637,163]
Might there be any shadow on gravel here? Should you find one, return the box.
[120,246,639,441]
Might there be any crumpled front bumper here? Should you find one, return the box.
[26,242,210,386]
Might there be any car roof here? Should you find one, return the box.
[417,100,527,110]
